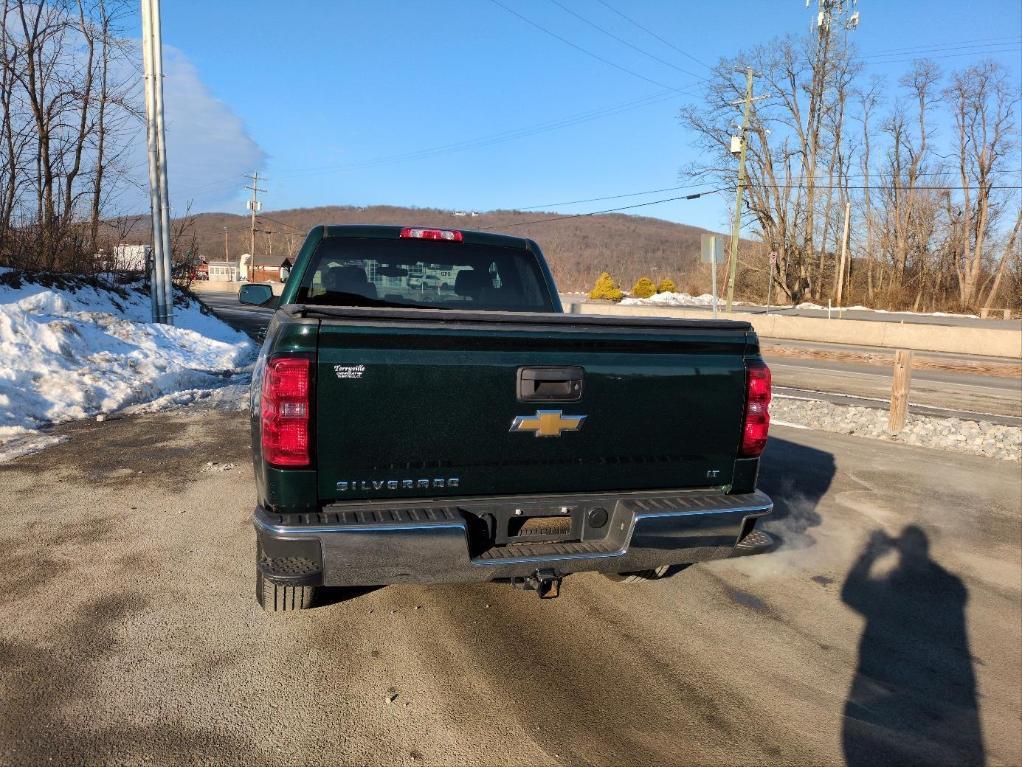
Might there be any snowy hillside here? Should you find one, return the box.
[0,269,254,460]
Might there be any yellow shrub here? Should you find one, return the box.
[656,278,676,294]
[589,272,624,301]
[630,276,656,299]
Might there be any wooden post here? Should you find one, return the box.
[888,350,913,434]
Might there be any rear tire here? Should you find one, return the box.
[256,568,316,612]
[604,565,672,583]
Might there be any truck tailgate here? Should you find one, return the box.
[309,308,752,502]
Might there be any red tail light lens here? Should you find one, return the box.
[261,356,311,467]
[399,227,463,241]
[741,360,771,457]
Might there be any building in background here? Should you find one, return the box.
[94,244,149,272]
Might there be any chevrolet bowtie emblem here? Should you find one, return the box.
[510,410,586,438]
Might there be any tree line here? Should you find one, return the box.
[1,4,1018,315]
[0,0,138,272]
[682,25,1021,313]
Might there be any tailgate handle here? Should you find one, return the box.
[517,366,584,402]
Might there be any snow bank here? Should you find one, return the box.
[615,292,981,318]
[0,269,255,461]
[621,291,722,307]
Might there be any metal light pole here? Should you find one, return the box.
[141,0,173,324]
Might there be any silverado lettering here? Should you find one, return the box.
[336,478,461,492]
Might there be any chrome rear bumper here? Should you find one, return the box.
[254,489,773,587]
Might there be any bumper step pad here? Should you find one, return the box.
[734,529,776,557]
[474,539,619,562]
[258,556,321,586]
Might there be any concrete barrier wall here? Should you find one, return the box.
[184,284,1019,358]
[568,303,1022,359]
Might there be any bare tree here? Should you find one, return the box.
[681,30,858,304]
[0,0,138,271]
[946,61,1019,308]
[854,77,883,303]
[981,208,1020,312]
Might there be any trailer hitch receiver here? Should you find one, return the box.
[511,569,563,599]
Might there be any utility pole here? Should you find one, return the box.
[806,0,860,300]
[140,0,173,324]
[223,226,229,261]
[834,201,851,309]
[725,67,758,313]
[244,171,265,278]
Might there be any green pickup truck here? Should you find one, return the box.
[240,225,773,611]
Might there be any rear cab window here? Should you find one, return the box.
[294,237,556,312]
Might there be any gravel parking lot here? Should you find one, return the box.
[1,412,1019,766]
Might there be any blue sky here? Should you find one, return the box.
[148,0,1022,233]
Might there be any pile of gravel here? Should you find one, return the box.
[771,396,1021,462]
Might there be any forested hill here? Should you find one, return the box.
[170,205,755,292]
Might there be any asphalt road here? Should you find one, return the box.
[1,412,1018,765]
[198,290,1022,424]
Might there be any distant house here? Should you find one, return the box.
[207,261,239,281]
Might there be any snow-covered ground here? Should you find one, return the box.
[620,291,719,307]
[0,269,255,461]
[617,290,980,318]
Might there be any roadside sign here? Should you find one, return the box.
[700,234,725,265]
[700,234,723,319]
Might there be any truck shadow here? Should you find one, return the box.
[756,436,834,548]
[314,585,382,608]
[841,525,984,766]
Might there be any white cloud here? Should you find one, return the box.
[126,44,266,214]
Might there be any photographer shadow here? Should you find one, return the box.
[841,526,984,766]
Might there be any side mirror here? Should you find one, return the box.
[239,283,274,307]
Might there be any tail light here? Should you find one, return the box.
[740,360,771,456]
[261,356,311,467]
[399,227,463,241]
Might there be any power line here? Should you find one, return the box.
[863,45,1021,66]
[486,0,689,92]
[516,171,1021,210]
[175,88,693,195]
[546,0,707,81]
[750,182,1022,191]
[270,88,692,178]
[508,181,1021,228]
[256,213,304,233]
[867,40,1021,58]
[519,183,708,209]
[220,179,1020,241]
[502,189,722,228]
[860,39,1020,62]
[594,0,713,71]
[861,36,1021,57]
